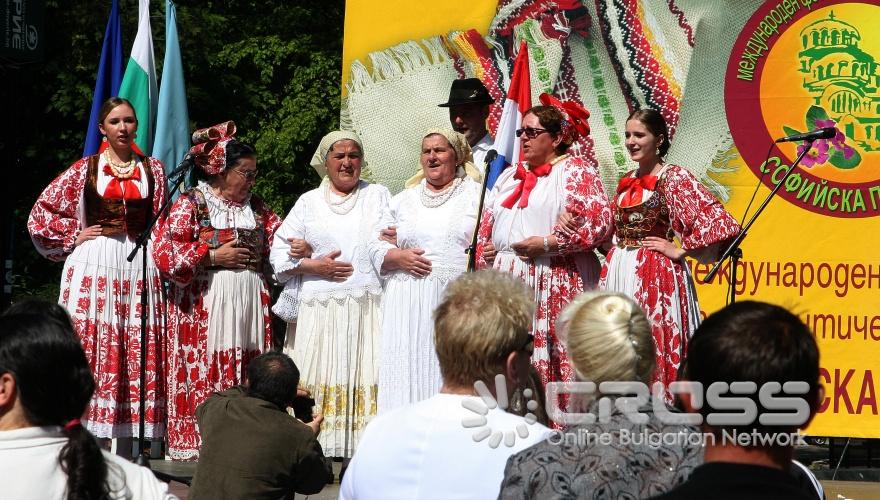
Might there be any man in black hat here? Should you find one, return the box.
[439,78,495,172]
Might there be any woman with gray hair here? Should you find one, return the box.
[269,131,390,459]
[368,129,482,413]
[340,270,552,499]
[497,292,703,499]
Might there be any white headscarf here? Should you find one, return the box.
[309,130,367,179]
[404,128,482,189]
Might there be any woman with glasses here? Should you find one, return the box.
[475,94,612,403]
[599,108,739,400]
[27,97,167,446]
[268,131,390,461]
[152,121,282,460]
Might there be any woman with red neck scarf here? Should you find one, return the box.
[475,94,611,406]
[599,108,740,401]
[27,97,167,446]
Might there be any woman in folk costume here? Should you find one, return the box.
[269,131,389,458]
[369,129,482,413]
[599,108,740,398]
[476,94,612,396]
[152,121,281,460]
[27,97,167,441]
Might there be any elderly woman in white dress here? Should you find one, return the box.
[269,131,390,459]
[369,129,482,413]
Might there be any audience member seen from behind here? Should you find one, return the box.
[499,292,703,499]
[650,301,824,500]
[189,351,328,500]
[0,302,175,499]
[339,270,552,500]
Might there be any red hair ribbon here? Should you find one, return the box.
[63,419,81,431]
[539,93,591,139]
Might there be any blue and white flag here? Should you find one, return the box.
[153,0,191,195]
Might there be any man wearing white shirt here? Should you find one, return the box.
[339,270,552,500]
[439,78,495,173]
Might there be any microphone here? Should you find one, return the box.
[775,127,836,143]
[484,149,498,165]
[166,153,196,179]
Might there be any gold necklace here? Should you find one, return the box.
[103,149,137,179]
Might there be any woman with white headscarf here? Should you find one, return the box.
[269,131,390,459]
[369,129,482,413]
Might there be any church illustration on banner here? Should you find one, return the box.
[798,11,880,152]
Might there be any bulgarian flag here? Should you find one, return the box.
[118,0,158,156]
[486,40,531,189]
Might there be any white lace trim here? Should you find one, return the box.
[386,265,465,283]
[272,288,301,322]
[274,284,384,322]
[196,181,256,229]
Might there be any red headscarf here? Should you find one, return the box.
[188,121,237,175]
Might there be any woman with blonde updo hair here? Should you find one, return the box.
[560,292,655,388]
[498,292,703,500]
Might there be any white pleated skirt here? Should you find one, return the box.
[285,292,381,458]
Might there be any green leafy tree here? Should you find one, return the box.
[2,0,343,300]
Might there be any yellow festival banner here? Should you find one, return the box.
[342,0,879,438]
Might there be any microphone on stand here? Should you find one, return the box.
[775,127,836,143]
[484,149,498,166]
[166,153,197,179]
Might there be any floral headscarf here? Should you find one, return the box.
[538,93,591,144]
[309,130,367,179]
[405,128,482,189]
[189,121,237,175]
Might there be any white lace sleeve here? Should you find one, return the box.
[270,195,309,283]
[368,191,399,278]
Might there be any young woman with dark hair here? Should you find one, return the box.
[599,108,740,400]
[27,97,168,443]
[0,304,174,499]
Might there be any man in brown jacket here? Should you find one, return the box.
[189,352,328,499]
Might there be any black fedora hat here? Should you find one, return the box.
[438,78,494,107]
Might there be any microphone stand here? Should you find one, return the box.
[703,139,815,303]
[125,156,193,467]
[466,150,497,272]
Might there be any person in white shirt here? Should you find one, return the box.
[339,270,552,500]
[0,300,175,500]
[439,78,495,173]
